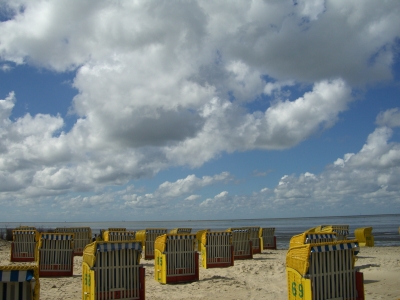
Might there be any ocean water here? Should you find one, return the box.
[1,214,399,249]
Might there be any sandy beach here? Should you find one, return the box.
[0,239,399,299]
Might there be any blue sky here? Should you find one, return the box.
[0,0,400,221]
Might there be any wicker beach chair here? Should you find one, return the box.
[55,227,92,256]
[10,229,39,262]
[286,240,364,300]
[135,228,168,259]
[0,265,40,300]
[200,231,234,269]
[82,241,145,300]
[154,234,199,284]
[37,233,74,277]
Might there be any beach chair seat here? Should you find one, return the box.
[154,234,198,284]
[82,241,145,300]
[37,233,74,277]
[136,229,168,259]
[11,229,39,262]
[226,228,253,260]
[55,227,92,256]
[286,240,364,300]
[0,265,40,300]
[200,231,233,269]
[261,227,277,250]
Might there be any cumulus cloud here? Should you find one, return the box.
[157,172,232,198]
[376,108,400,128]
[1,63,12,72]
[272,120,400,212]
[0,1,400,218]
[123,172,232,209]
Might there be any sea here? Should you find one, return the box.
[1,213,399,249]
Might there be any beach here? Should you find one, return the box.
[0,239,399,300]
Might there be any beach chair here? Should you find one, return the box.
[317,224,349,241]
[261,227,277,250]
[37,233,74,277]
[286,240,364,300]
[154,234,199,284]
[226,228,253,260]
[82,241,145,300]
[243,227,262,254]
[354,227,374,247]
[289,231,337,248]
[169,228,192,234]
[200,231,234,269]
[0,265,40,300]
[10,229,39,262]
[103,230,136,242]
[135,228,168,259]
[55,227,92,256]
[17,226,37,231]
[108,228,127,231]
[195,229,210,252]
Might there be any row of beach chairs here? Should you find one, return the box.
[4,226,277,299]
[3,224,374,299]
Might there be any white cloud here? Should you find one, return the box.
[376,108,400,128]
[1,64,13,72]
[271,120,400,212]
[157,172,231,198]
[123,172,232,209]
[295,0,326,21]
[0,1,400,218]
[0,92,15,126]
[185,195,200,201]
[255,79,352,149]
[199,191,230,208]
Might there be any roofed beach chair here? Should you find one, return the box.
[37,233,74,277]
[354,227,374,247]
[316,224,349,241]
[200,231,234,269]
[17,226,37,231]
[135,228,168,259]
[108,228,127,232]
[55,227,92,256]
[154,234,199,284]
[169,228,192,234]
[261,227,277,250]
[289,230,337,248]
[103,230,136,242]
[11,229,39,262]
[243,226,262,254]
[82,241,144,300]
[286,239,364,300]
[226,228,253,260]
[0,265,40,300]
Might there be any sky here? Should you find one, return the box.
[0,0,400,222]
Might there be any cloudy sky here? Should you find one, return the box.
[0,0,400,222]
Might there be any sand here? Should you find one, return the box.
[0,239,399,300]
